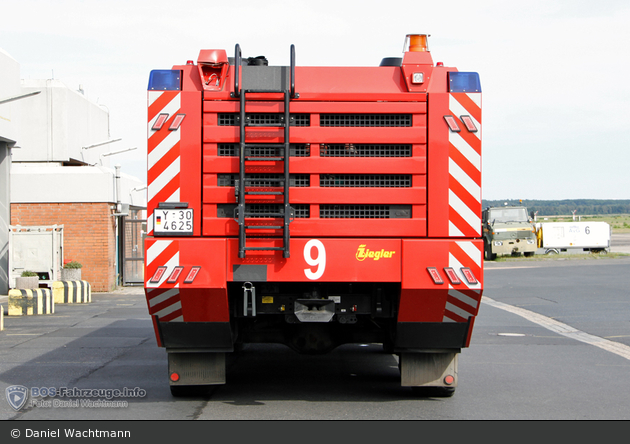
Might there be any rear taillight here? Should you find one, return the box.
[184,266,201,284]
[152,113,169,131]
[169,113,186,131]
[427,267,444,285]
[444,115,461,132]
[460,115,478,133]
[149,266,167,283]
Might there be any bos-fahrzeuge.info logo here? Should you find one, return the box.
[5,385,146,411]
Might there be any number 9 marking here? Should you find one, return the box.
[304,239,326,280]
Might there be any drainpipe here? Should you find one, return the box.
[115,165,121,287]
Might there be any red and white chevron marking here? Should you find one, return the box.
[448,92,482,237]
[147,91,181,235]
[146,240,183,322]
[444,241,482,323]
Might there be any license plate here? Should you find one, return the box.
[154,209,193,236]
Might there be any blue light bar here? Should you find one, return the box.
[448,72,481,93]
[148,70,181,91]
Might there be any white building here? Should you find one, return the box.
[1,49,146,292]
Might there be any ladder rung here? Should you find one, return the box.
[243,247,285,251]
[244,89,285,94]
[244,191,283,195]
[244,212,285,217]
[244,178,284,183]
[244,144,285,149]
[245,225,283,229]
[246,157,283,161]
[245,123,286,128]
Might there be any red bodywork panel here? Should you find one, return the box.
[145,41,483,350]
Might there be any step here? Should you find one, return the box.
[244,225,283,230]
[243,247,285,251]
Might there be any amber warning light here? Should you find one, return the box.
[404,34,430,52]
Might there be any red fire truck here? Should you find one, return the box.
[145,34,483,397]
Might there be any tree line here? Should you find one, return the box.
[481,199,630,216]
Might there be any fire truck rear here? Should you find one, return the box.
[145,34,483,397]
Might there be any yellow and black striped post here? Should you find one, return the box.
[52,280,92,304]
[8,289,55,316]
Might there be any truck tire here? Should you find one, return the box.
[411,386,456,398]
[170,385,214,397]
[485,244,496,261]
[524,252,534,257]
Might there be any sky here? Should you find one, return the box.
[1,0,629,200]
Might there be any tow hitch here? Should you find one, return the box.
[294,299,335,323]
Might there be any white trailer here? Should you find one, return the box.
[541,222,610,254]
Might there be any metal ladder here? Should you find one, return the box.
[232,44,298,259]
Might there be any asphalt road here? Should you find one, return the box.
[1,257,630,422]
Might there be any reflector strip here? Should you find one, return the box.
[149,266,168,283]
[460,115,478,132]
[167,266,184,283]
[427,267,444,285]
[460,267,478,285]
[184,266,201,284]
[169,113,186,131]
[444,115,461,132]
[444,267,461,285]
[152,113,169,131]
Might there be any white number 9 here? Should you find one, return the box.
[304,239,326,280]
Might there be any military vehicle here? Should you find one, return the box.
[482,205,537,260]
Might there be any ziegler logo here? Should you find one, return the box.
[356,244,396,261]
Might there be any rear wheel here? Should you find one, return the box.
[485,243,496,261]
[170,385,215,398]
[411,386,456,398]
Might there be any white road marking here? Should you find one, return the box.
[482,296,630,361]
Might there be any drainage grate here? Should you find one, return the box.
[320,175,411,188]
[319,205,411,219]
[217,204,310,218]
[218,174,310,187]
[320,144,412,157]
[218,113,310,126]
[218,144,310,157]
[319,114,412,127]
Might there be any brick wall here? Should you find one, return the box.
[11,202,117,292]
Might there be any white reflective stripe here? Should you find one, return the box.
[455,241,482,268]
[154,301,182,321]
[448,289,479,310]
[466,92,482,108]
[147,93,180,135]
[148,157,180,202]
[449,189,481,234]
[147,214,154,235]
[449,94,481,140]
[148,91,163,107]
[450,131,481,170]
[445,302,472,320]
[147,252,179,288]
[448,253,481,290]
[449,158,481,202]
[148,130,180,169]
[146,240,172,266]
[449,221,464,237]
[164,188,180,203]
[148,288,180,308]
